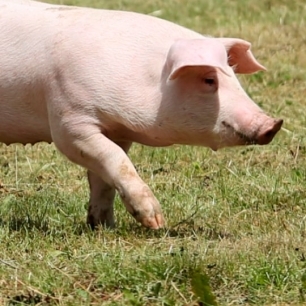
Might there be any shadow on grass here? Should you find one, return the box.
[113,218,233,241]
[7,293,57,306]
[0,213,234,243]
[0,192,231,241]
[0,216,91,237]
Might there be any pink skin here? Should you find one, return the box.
[0,1,283,229]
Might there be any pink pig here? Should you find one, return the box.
[0,1,282,229]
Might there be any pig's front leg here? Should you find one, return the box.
[52,125,164,229]
[87,141,132,228]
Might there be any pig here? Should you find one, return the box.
[0,0,283,229]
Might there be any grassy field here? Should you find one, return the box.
[1,0,306,305]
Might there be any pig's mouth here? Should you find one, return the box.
[222,118,283,146]
[222,121,256,145]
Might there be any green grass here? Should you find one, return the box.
[1,0,306,305]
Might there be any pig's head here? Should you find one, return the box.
[160,38,282,150]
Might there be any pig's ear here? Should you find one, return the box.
[167,39,230,81]
[216,38,266,74]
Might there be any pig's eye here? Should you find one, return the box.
[201,76,218,93]
[203,78,215,86]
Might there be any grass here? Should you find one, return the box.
[1,0,306,305]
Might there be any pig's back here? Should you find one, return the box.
[48,7,204,99]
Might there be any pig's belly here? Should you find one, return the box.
[0,114,52,145]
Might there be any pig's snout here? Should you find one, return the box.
[256,118,283,145]
[222,118,283,147]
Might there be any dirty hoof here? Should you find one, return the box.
[138,213,165,229]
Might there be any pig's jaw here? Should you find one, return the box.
[221,121,256,145]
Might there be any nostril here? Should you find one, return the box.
[275,119,284,130]
[263,130,274,139]
[263,128,278,142]
[257,119,283,145]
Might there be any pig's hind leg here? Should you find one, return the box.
[86,141,132,228]
[87,170,116,228]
